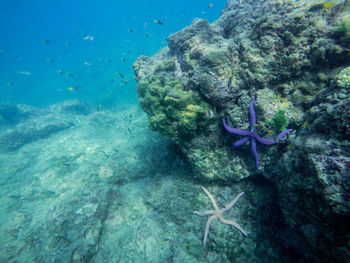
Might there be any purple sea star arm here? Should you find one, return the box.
[254,133,277,145]
[275,129,293,141]
[249,98,256,128]
[251,138,260,168]
[222,118,251,136]
[233,136,249,147]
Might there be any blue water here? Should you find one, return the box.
[0,0,226,107]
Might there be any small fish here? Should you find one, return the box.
[96,104,102,111]
[153,19,164,25]
[43,39,51,44]
[65,72,74,77]
[267,130,273,133]
[17,71,32,76]
[65,42,72,47]
[58,69,63,75]
[288,89,295,95]
[83,35,94,41]
[208,3,214,9]
[15,164,24,171]
[67,86,82,91]
[120,57,126,62]
[6,82,14,86]
[227,72,236,78]
[286,145,291,149]
[106,58,111,63]
[227,72,236,88]
[289,85,300,95]
[0,50,3,54]
[84,62,92,66]
[145,32,151,38]
[116,72,125,78]
[301,121,308,128]
[308,2,333,12]
[127,28,134,33]
[183,242,201,248]
[47,58,55,63]
[323,1,333,9]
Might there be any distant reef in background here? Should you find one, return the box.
[134,0,350,261]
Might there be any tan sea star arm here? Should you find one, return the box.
[219,217,248,236]
[204,214,217,245]
[193,210,215,216]
[201,186,220,211]
[224,192,245,211]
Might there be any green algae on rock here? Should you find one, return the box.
[136,73,215,143]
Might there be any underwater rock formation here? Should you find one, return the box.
[0,102,35,124]
[134,0,350,261]
[0,100,92,151]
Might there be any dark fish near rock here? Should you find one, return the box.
[308,2,333,12]
[308,4,324,12]
[227,72,236,88]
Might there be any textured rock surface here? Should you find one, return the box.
[1,101,291,262]
[134,0,350,261]
[0,103,182,263]
[0,100,93,152]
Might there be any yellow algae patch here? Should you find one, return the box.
[205,171,216,179]
[182,111,197,118]
[186,104,201,111]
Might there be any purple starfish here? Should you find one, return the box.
[222,98,292,168]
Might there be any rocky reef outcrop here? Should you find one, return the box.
[0,100,92,151]
[134,0,350,261]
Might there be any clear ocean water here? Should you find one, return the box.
[0,0,225,107]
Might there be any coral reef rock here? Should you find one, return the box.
[134,0,350,262]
